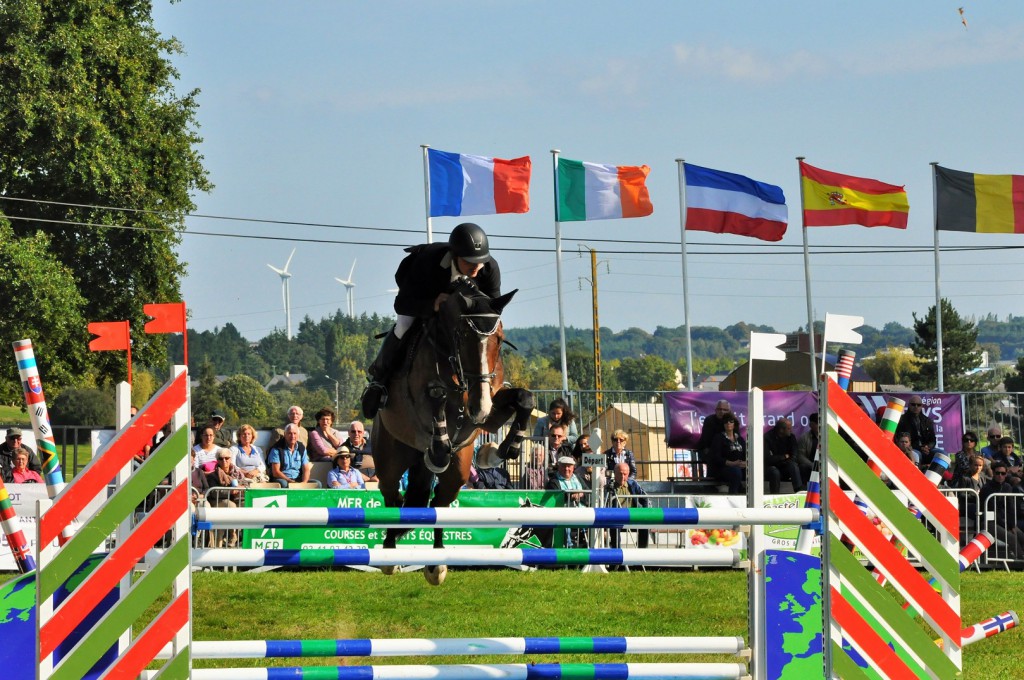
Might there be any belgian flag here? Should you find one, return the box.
[935,165,1024,234]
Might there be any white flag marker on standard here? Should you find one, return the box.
[821,313,864,376]
[748,332,787,389]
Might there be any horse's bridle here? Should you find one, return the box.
[439,312,501,393]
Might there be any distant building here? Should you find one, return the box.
[264,372,309,390]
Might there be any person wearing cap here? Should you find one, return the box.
[194,411,233,448]
[327,447,364,489]
[546,455,587,546]
[474,442,512,490]
[361,222,501,419]
[0,428,42,483]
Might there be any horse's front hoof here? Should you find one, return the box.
[423,449,450,474]
[379,565,399,576]
[424,565,447,586]
[497,432,525,460]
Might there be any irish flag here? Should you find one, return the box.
[427,148,531,217]
[557,158,654,221]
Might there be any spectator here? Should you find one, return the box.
[267,423,312,488]
[696,400,733,466]
[475,442,513,489]
[327,448,365,489]
[272,405,309,449]
[193,426,231,472]
[571,433,593,460]
[308,408,344,462]
[980,425,1004,459]
[532,398,579,445]
[10,448,43,484]
[896,396,935,462]
[548,424,574,462]
[981,463,1023,562]
[207,450,245,547]
[993,437,1023,477]
[521,444,549,490]
[895,432,920,466]
[0,428,42,482]
[763,418,807,493]
[955,454,987,521]
[194,411,233,448]
[708,413,746,494]
[546,455,587,547]
[603,429,637,479]
[796,413,818,471]
[342,420,376,481]
[605,462,649,549]
[232,424,268,483]
[949,431,983,487]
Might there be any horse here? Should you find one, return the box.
[370,277,535,584]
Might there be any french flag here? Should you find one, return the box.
[684,163,788,242]
[427,149,531,217]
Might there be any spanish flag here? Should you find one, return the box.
[800,161,909,228]
[935,165,1024,234]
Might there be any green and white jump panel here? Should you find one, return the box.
[822,378,960,679]
[35,366,192,680]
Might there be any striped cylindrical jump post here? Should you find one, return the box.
[834,349,856,391]
[13,339,67,501]
[192,547,741,569]
[960,610,1018,647]
[195,505,817,530]
[158,636,747,660]
[0,479,35,573]
[141,662,750,680]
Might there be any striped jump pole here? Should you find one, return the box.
[0,478,35,573]
[157,636,747,660]
[822,378,961,678]
[140,662,750,680]
[191,547,742,569]
[195,505,817,530]
[959,610,1018,647]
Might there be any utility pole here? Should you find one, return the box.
[579,247,608,414]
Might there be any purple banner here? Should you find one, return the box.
[665,391,965,452]
[849,392,965,454]
[664,391,819,448]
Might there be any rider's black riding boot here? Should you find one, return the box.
[361,329,402,419]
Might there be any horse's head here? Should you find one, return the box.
[436,277,517,424]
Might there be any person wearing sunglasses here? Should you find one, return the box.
[603,429,636,479]
[895,396,936,463]
[981,463,1024,562]
[949,430,985,487]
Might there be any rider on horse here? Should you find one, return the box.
[361,222,501,419]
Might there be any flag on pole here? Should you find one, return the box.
[557,158,653,221]
[800,161,909,228]
[144,302,187,334]
[823,313,864,345]
[935,165,1024,234]
[427,149,531,217]
[684,163,788,241]
[749,332,787,361]
[88,321,130,352]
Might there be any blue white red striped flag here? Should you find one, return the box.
[684,163,787,241]
[427,149,531,217]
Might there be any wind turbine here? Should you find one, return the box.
[335,259,356,317]
[267,248,296,339]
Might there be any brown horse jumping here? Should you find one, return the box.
[370,277,534,584]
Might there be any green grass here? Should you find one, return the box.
[2,566,1021,675]
[0,405,30,424]
[178,568,1020,676]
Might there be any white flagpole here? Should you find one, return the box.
[676,159,694,390]
[797,156,818,391]
[421,144,434,243]
[931,162,944,392]
[552,149,570,395]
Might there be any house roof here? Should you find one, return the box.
[598,402,666,429]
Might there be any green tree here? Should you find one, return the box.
[911,299,984,391]
[615,355,678,396]
[0,220,90,404]
[50,387,115,426]
[1005,357,1024,393]
[191,358,225,423]
[862,347,923,386]
[0,1,211,377]
[220,374,277,426]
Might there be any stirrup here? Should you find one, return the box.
[361,381,388,419]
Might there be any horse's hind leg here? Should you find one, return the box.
[481,387,535,461]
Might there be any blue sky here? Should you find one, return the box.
[151,2,1024,341]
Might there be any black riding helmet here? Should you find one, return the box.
[448,222,491,264]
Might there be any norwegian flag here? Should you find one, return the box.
[981,611,1017,636]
